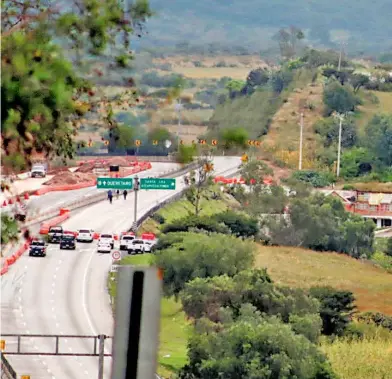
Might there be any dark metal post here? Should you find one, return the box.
[55,336,59,354]
[133,176,139,232]
[98,335,105,379]
[17,336,21,353]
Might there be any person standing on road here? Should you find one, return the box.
[123,190,128,200]
[108,190,113,204]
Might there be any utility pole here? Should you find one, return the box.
[338,41,346,71]
[336,115,343,177]
[98,334,106,379]
[133,175,139,232]
[299,112,304,170]
[333,112,346,177]
[175,98,182,150]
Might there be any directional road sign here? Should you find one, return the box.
[140,178,176,190]
[97,178,133,190]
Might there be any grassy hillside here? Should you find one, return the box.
[143,0,392,53]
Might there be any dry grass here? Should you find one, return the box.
[172,67,252,80]
[263,83,325,169]
[357,90,392,130]
[255,245,392,315]
[164,125,207,143]
[321,329,392,379]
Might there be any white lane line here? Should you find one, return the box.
[82,248,99,335]
[52,282,55,287]
[51,289,55,295]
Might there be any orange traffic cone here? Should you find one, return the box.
[8,198,13,205]
[2,201,7,207]
[24,193,29,200]
[16,196,20,203]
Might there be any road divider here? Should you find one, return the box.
[39,209,71,235]
[1,242,30,276]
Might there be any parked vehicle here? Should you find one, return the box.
[31,164,47,178]
[119,235,135,251]
[127,239,146,254]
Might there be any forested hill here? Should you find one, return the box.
[142,0,392,53]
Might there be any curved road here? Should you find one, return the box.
[26,162,182,216]
[1,157,241,379]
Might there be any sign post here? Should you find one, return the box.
[97,178,134,190]
[111,266,162,379]
[140,178,176,190]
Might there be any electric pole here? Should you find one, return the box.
[299,112,304,170]
[333,113,345,177]
[338,41,347,71]
[175,98,182,150]
[133,175,139,232]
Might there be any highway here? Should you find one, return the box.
[1,157,241,379]
[26,162,181,216]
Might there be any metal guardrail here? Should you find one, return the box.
[1,353,17,379]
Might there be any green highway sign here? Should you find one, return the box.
[140,178,176,190]
[97,177,134,190]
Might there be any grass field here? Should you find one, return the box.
[255,245,392,315]
[321,327,392,379]
[357,90,392,130]
[172,66,251,80]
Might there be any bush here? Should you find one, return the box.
[356,311,392,331]
[140,71,185,88]
[162,215,230,235]
[291,170,333,187]
[323,81,361,115]
[213,210,259,238]
[309,286,356,336]
[153,232,255,296]
[152,213,165,224]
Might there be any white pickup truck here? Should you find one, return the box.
[127,239,157,254]
[119,235,135,251]
[31,164,47,178]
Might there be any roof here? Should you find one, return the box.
[353,182,392,193]
[319,189,356,202]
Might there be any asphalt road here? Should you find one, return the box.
[26,162,182,215]
[1,156,241,379]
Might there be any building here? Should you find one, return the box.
[321,186,392,228]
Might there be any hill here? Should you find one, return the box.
[142,0,392,54]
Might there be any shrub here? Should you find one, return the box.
[291,170,333,187]
[356,311,392,331]
[152,213,165,224]
[213,210,259,238]
[162,215,230,235]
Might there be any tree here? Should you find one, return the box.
[364,114,392,167]
[220,127,249,151]
[386,238,392,257]
[310,287,356,336]
[274,26,305,60]
[1,214,19,246]
[350,73,370,93]
[185,155,215,216]
[213,211,259,238]
[323,81,360,115]
[240,160,273,186]
[1,0,153,169]
[153,232,255,297]
[179,308,337,379]
[340,147,375,178]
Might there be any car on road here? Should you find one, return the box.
[97,241,112,253]
[119,235,135,251]
[48,226,63,243]
[98,234,114,249]
[31,164,47,178]
[29,240,47,257]
[77,229,94,243]
[127,239,146,254]
[142,240,156,253]
[60,234,76,250]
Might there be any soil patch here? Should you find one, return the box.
[44,172,96,186]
